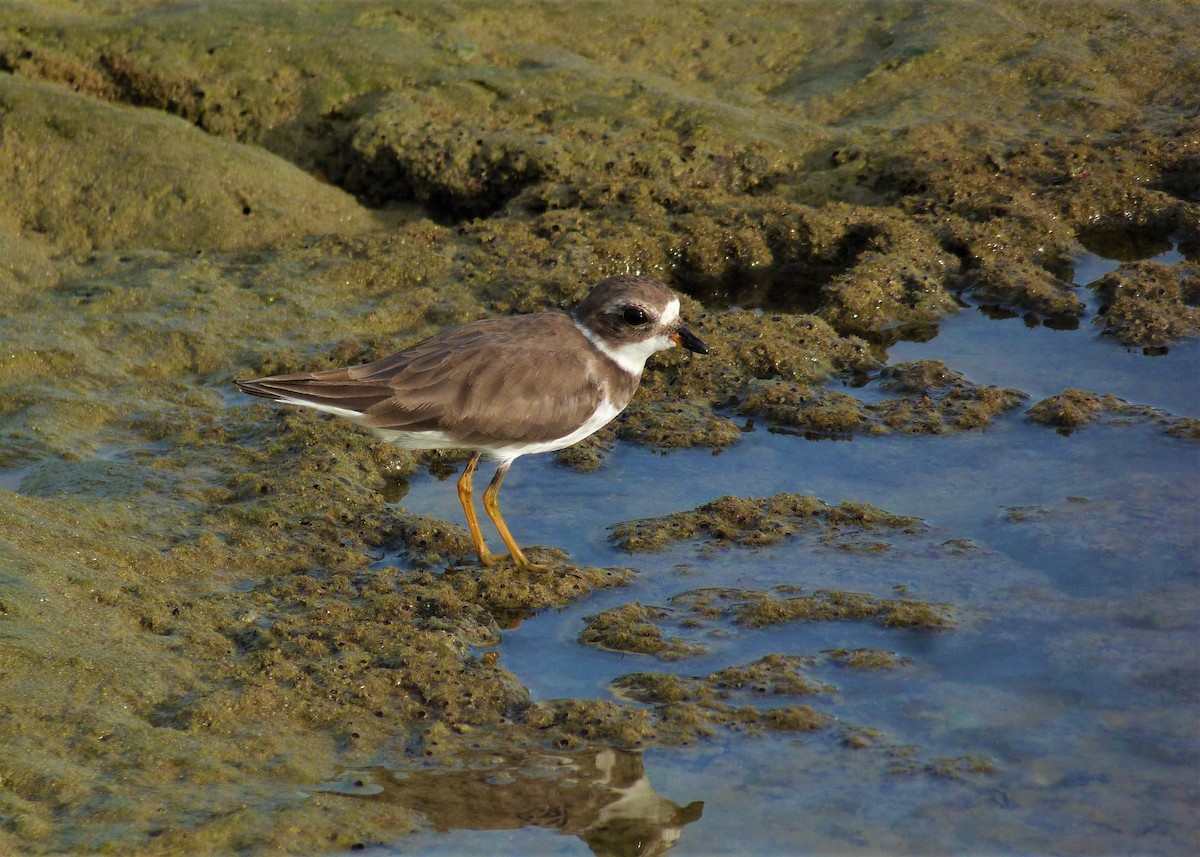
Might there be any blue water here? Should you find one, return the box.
[383,248,1200,855]
[887,245,1198,415]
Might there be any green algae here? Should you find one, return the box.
[523,699,657,752]
[0,0,1195,852]
[1027,388,1200,437]
[616,397,743,452]
[610,654,836,742]
[1027,389,1108,429]
[0,75,377,256]
[610,492,926,554]
[673,587,955,632]
[707,655,832,697]
[581,581,954,692]
[5,1,1196,331]
[900,755,998,779]
[740,360,1028,437]
[824,648,912,670]
[578,602,706,661]
[1089,259,1200,348]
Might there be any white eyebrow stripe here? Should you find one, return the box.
[661,297,680,327]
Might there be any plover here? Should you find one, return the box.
[236,275,707,569]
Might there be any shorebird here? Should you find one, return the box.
[236,275,707,569]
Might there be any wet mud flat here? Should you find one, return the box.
[1,1,1198,854]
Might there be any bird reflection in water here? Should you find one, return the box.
[312,746,704,856]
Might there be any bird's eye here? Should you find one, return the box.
[622,306,650,326]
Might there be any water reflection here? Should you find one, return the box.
[315,748,703,856]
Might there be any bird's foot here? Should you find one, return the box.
[475,547,550,572]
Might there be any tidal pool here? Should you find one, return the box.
[2,3,1197,854]
[381,249,1199,855]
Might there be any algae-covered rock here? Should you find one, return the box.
[739,360,1027,437]
[739,383,871,435]
[527,699,656,751]
[669,587,955,632]
[617,397,742,451]
[825,648,912,670]
[0,76,375,255]
[610,492,926,553]
[579,602,706,660]
[1027,389,1107,428]
[1027,389,1198,437]
[870,361,1028,433]
[610,654,836,743]
[1090,260,1200,348]
[730,589,955,631]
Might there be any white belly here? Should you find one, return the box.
[372,399,623,466]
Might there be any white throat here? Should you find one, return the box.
[575,298,680,376]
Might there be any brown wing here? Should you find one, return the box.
[361,313,633,444]
[238,312,637,446]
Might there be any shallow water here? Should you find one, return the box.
[888,244,1198,414]
[382,249,1200,855]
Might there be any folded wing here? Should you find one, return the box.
[236,313,632,446]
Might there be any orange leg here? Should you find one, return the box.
[456,453,499,567]
[482,462,538,570]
